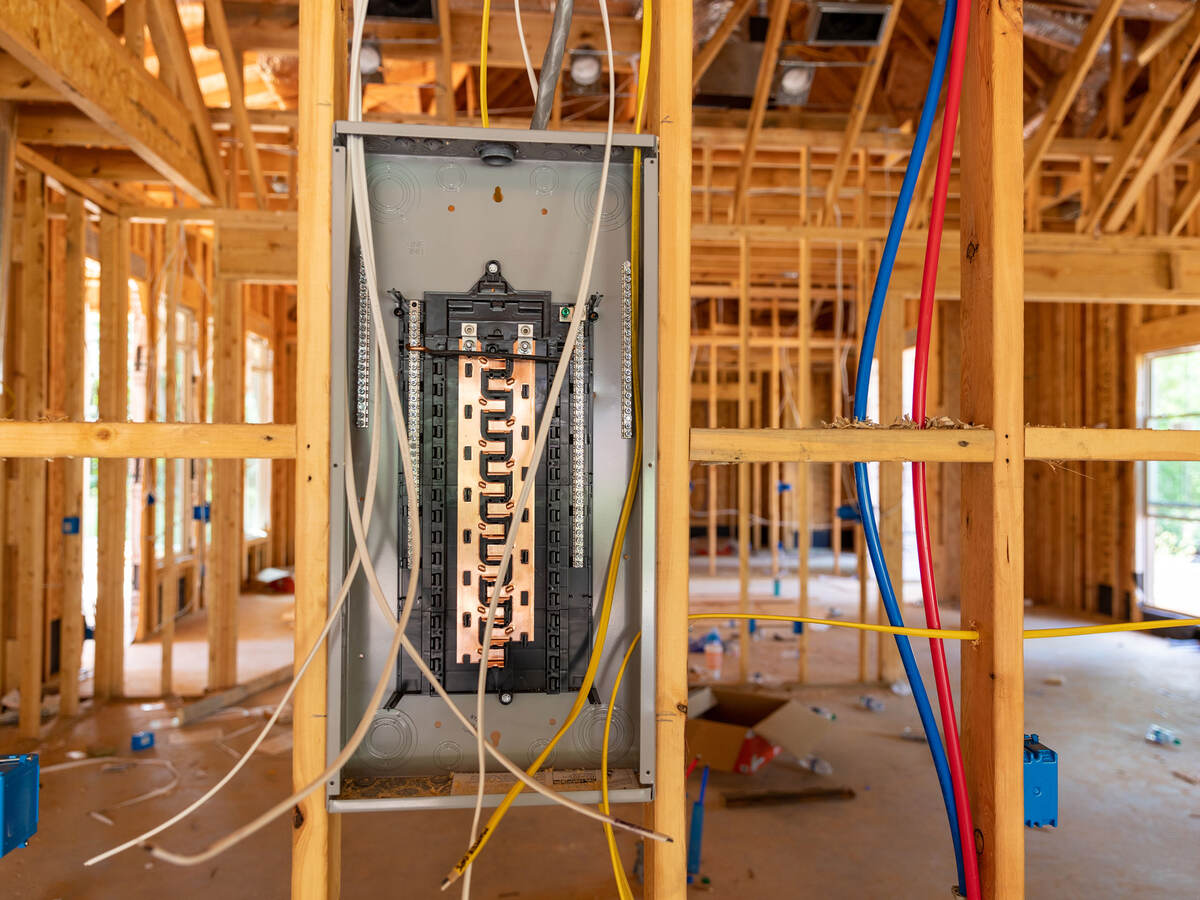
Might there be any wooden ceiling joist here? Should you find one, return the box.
[730,0,791,225]
[693,0,756,89]
[217,5,641,72]
[820,0,904,225]
[0,0,214,202]
[29,145,165,183]
[204,0,266,208]
[1104,62,1200,232]
[1082,9,1200,232]
[145,0,225,200]
[1024,0,1125,188]
[0,53,59,103]
[16,106,125,147]
[1170,176,1200,236]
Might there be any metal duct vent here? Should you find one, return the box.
[806,2,891,47]
[695,38,766,107]
[366,0,435,21]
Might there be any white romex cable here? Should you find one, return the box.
[110,0,666,870]
[514,0,540,100]
[340,0,659,845]
[466,0,619,885]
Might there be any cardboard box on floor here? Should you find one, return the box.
[685,686,833,774]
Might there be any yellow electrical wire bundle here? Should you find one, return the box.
[445,2,653,890]
[479,0,491,128]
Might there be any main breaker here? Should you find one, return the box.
[327,123,657,811]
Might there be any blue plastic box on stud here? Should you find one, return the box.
[1023,734,1058,828]
[0,753,39,857]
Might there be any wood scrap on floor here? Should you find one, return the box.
[177,664,292,726]
[721,786,856,807]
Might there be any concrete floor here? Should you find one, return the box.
[2,569,1198,899]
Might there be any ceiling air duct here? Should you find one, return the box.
[806,2,892,47]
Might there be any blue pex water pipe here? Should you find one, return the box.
[850,0,968,891]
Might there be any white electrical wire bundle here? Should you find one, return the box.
[514,0,540,99]
[86,0,661,876]
[463,1,619,892]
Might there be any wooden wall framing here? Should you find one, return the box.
[2,0,1199,897]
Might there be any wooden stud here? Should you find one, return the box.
[769,300,781,582]
[294,0,346,894]
[707,328,718,575]
[161,223,180,696]
[209,277,242,691]
[649,0,692,893]
[737,236,750,680]
[58,193,86,716]
[796,239,811,682]
[16,170,47,738]
[876,248,903,683]
[96,213,129,701]
[140,225,158,645]
[959,0,1026,894]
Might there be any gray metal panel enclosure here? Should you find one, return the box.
[327,123,658,811]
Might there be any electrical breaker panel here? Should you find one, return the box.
[328,123,657,811]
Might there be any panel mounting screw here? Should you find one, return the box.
[499,691,514,706]
[486,261,500,275]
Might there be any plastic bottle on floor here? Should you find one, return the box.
[703,630,724,681]
[797,754,834,776]
[1145,723,1182,747]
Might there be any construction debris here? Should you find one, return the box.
[177,665,293,726]
[722,786,856,807]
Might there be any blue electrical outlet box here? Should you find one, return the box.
[1023,734,1057,828]
[0,753,39,856]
